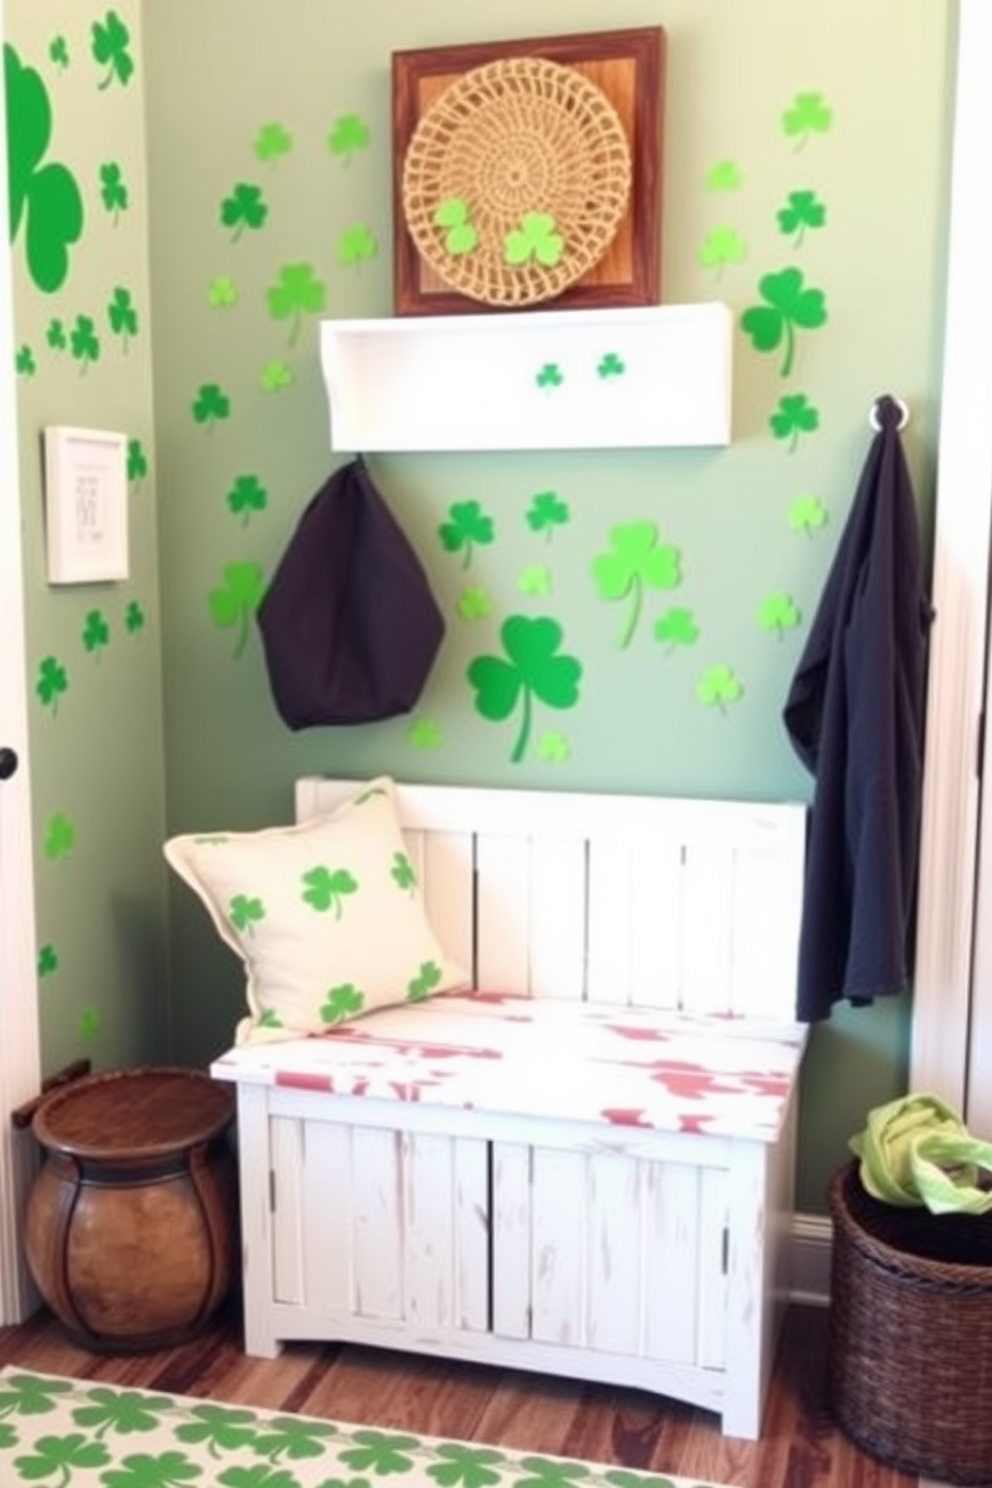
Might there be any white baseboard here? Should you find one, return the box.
[789,1211,832,1306]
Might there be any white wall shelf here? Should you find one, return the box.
[319,302,733,453]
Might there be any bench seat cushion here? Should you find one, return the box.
[212,991,806,1143]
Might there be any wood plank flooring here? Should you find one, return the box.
[0,1302,929,1488]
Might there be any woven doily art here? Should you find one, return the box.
[402,56,632,308]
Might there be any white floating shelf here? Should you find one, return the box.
[319,302,733,453]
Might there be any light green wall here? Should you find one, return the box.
[8,2,170,1074]
[8,0,957,1215]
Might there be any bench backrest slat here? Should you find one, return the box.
[295,778,807,1024]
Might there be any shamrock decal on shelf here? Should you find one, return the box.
[535,363,563,390]
[597,353,625,379]
[467,615,581,765]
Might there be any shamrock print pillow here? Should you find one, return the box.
[164,777,466,1044]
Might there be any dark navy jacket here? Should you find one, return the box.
[782,395,934,1022]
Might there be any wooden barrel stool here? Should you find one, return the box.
[25,1066,237,1351]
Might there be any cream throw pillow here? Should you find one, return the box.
[164,777,466,1044]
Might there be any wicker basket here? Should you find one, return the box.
[828,1160,992,1484]
[401,56,631,308]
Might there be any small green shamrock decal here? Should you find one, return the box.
[207,560,265,658]
[5,43,84,293]
[260,359,293,391]
[408,961,443,1001]
[82,609,110,656]
[302,866,358,917]
[391,852,417,891]
[526,490,569,539]
[758,592,802,637]
[107,286,138,349]
[536,363,563,389]
[15,345,36,376]
[38,944,59,977]
[99,161,128,220]
[49,36,70,70]
[207,275,238,307]
[36,656,68,714]
[127,437,148,483]
[777,189,826,245]
[439,500,494,569]
[467,614,581,765]
[769,392,820,451]
[70,315,100,371]
[192,383,231,429]
[124,600,145,633]
[322,984,365,1024]
[781,91,833,148]
[78,1007,101,1040]
[47,319,66,350]
[536,731,570,763]
[267,262,326,348]
[504,212,564,267]
[788,493,828,533]
[220,182,268,240]
[328,113,371,163]
[457,586,494,621]
[433,197,478,255]
[254,121,293,163]
[654,607,700,651]
[704,159,742,191]
[337,224,378,269]
[698,225,747,276]
[230,894,265,933]
[696,664,744,714]
[597,353,625,378]
[591,521,682,649]
[226,473,268,526]
[407,717,442,749]
[91,10,134,88]
[44,812,75,861]
[518,564,550,596]
[740,268,827,378]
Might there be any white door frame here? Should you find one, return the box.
[0,6,44,1322]
[911,0,992,1127]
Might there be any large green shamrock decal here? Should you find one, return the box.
[302,866,358,917]
[591,521,681,649]
[438,500,494,568]
[5,44,84,293]
[740,268,827,378]
[266,262,326,346]
[91,10,134,88]
[467,615,581,765]
[504,212,564,267]
[207,560,265,658]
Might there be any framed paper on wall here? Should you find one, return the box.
[392,26,665,317]
[43,425,129,585]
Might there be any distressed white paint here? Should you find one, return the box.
[219,780,809,1438]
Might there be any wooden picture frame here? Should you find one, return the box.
[391,27,665,317]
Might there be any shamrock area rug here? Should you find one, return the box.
[0,1368,739,1488]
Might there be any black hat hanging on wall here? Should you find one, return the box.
[256,457,445,729]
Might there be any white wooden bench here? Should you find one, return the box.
[211,779,808,1440]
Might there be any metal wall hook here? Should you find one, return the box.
[869,396,910,432]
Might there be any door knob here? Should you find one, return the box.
[0,747,19,780]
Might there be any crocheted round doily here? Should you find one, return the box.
[402,56,632,308]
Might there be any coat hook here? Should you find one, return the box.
[869,396,909,433]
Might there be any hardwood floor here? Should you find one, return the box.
[0,1301,929,1488]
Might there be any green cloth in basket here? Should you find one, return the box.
[849,1092,992,1215]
